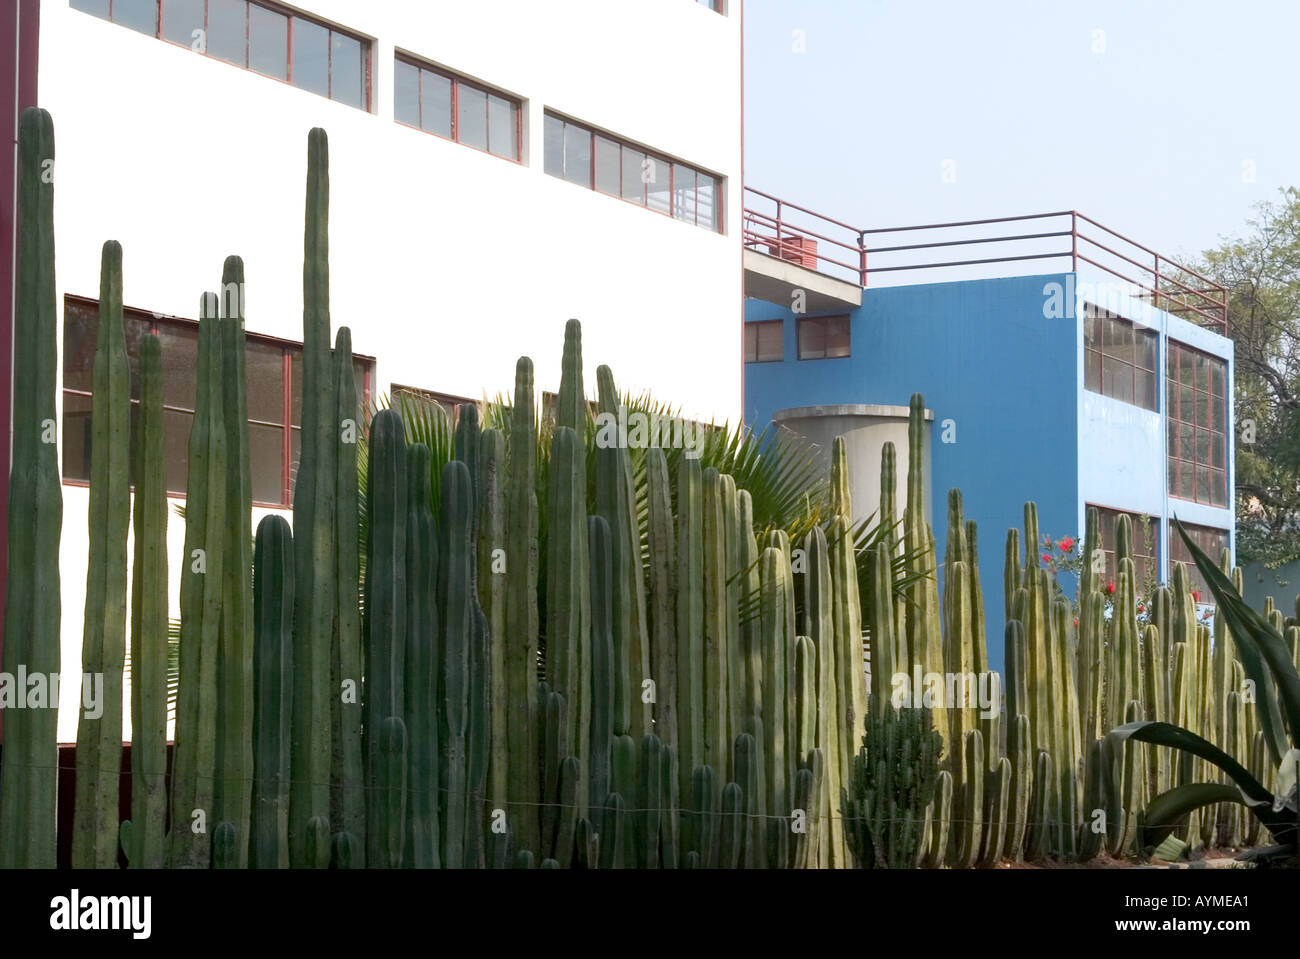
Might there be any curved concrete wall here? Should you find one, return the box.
[773,404,933,531]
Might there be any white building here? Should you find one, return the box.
[2,0,743,740]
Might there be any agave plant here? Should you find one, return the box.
[1107,518,1300,864]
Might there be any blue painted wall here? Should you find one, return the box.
[744,273,1081,669]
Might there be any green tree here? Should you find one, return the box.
[1198,187,1300,568]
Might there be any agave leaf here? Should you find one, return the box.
[1175,517,1300,766]
[1108,720,1271,803]
[1139,782,1246,849]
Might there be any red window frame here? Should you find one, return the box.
[1168,521,1230,601]
[1084,503,1159,590]
[77,0,372,111]
[1166,339,1228,508]
[61,294,374,508]
[1083,303,1158,412]
[393,53,523,164]
[543,112,723,233]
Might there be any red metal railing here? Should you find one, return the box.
[742,187,1228,333]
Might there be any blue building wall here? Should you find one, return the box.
[744,273,1081,670]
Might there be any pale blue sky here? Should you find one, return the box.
[743,0,1299,265]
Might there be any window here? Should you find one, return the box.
[62,295,374,507]
[797,315,850,360]
[70,0,371,110]
[1083,303,1158,411]
[543,113,721,232]
[1168,522,1230,600]
[744,320,783,363]
[1086,505,1158,590]
[394,55,521,162]
[1167,339,1228,507]
[391,384,479,427]
[697,0,724,11]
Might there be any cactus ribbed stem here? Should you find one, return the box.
[251,516,294,869]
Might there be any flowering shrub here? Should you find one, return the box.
[1038,532,1214,628]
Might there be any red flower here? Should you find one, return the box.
[1192,590,1201,603]
[1041,553,1051,564]
[1106,581,1115,595]
[1044,536,1053,547]
[1137,603,1145,613]
[1073,617,1079,628]
[1059,537,1075,552]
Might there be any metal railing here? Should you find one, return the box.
[742,187,1228,333]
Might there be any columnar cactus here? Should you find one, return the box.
[251,516,294,869]
[403,443,440,869]
[364,409,407,866]
[213,255,255,869]
[547,425,591,815]
[169,294,227,870]
[505,357,540,854]
[73,240,129,869]
[804,525,845,867]
[291,127,337,866]
[331,327,365,857]
[477,427,509,826]
[702,468,730,775]
[588,515,616,814]
[0,107,61,870]
[123,334,168,870]
[645,447,677,746]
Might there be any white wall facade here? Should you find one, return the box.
[37,0,742,739]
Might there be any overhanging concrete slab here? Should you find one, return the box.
[743,248,862,311]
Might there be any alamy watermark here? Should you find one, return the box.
[593,405,703,459]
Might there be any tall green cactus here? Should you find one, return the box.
[595,365,652,738]
[72,240,129,869]
[0,107,62,869]
[804,525,845,867]
[677,457,706,803]
[439,459,477,868]
[331,327,365,857]
[505,357,540,854]
[646,447,677,746]
[213,254,254,868]
[251,516,294,869]
[589,515,616,814]
[404,443,440,869]
[364,409,407,866]
[169,294,227,869]
[477,427,509,829]
[702,468,730,775]
[291,126,336,865]
[123,334,168,869]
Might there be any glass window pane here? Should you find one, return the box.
[1195,352,1210,392]
[1195,390,1209,429]
[1102,356,1132,404]
[246,342,284,424]
[63,301,99,394]
[421,71,452,137]
[330,32,364,108]
[758,322,782,361]
[826,316,850,357]
[1179,423,1194,461]
[1179,460,1194,499]
[1167,459,1179,499]
[1101,315,1123,349]
[352,358,370,413]
[289,351,303,426]
[161,0,204,46]
[1211,397,1225,433]
[595,136,620,195]
[744,324,756,363]
[1212,470,1227,508]
[487,94,515,159]
[1211,431,1225,469]
[1085,349,1100,393]
[697,173,718,230]
[458,84,488,150]
[291,18,330,98]
[157,323,199,412]
[249,423,284,504]
[799,319,825,359]
[62,393,93,482]
[394,59,420,125]
[646,156,670,213]
[1178,345,1196,387]
[1196,466,1211,503]
[544,114,564,177]
[1136,369,1156,411]
[621,147,646,204]
[207,0,247,67]
[112,0,158,36]
[1178,383,1193,422]
[1139,330,1157,371]
[1196,428,1211,465]
[248,4,288,79]
[1211,360,1225,397]
[164,408,193,495]
[289,426,301,500]
[563,122,592,187]
[71,0,111,19]
[672,163,696,223]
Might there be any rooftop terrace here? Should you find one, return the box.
[741,186,1228,334]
